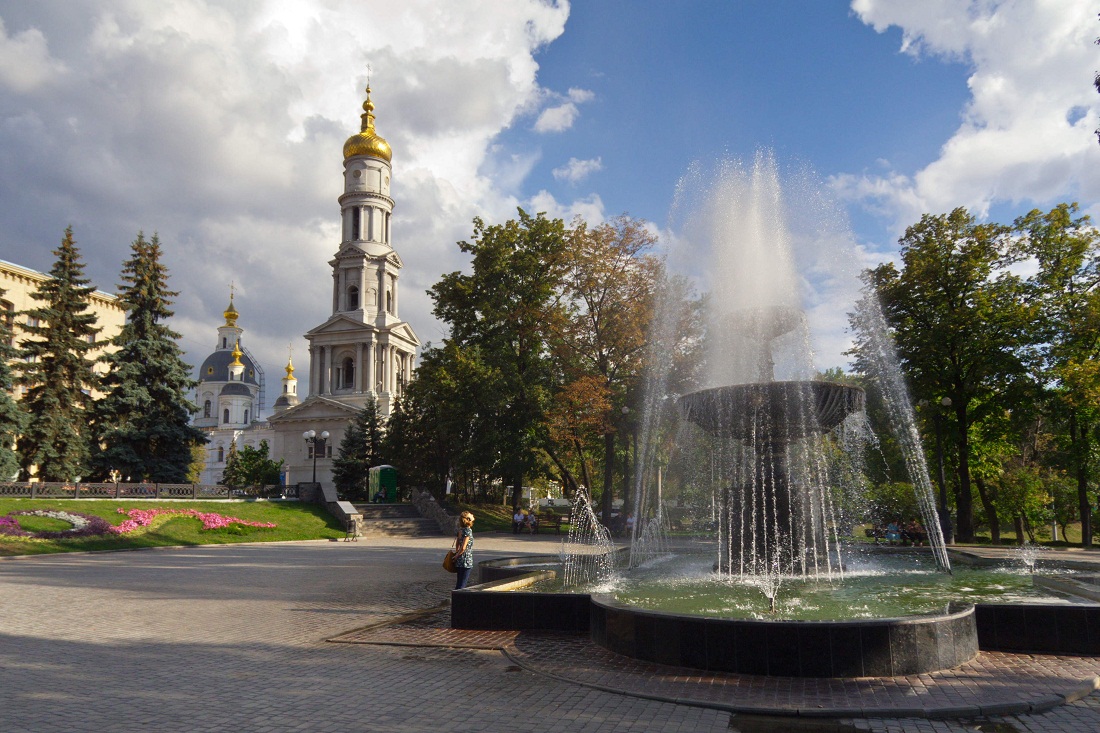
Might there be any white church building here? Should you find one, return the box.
[193,84,420,487]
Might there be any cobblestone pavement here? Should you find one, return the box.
[3,536,1100,732]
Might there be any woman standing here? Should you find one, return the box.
[454,511,475,589]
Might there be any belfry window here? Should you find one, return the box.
[351,208,360,240]
[223,408,230,424]
[386,291,392,313]
[348,285,359,310]
[342,357,355,389]
[203,400,211,418]
[244,409,249,423]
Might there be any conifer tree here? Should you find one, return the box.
[0,288,25,478]
[92,232,206,482]
[17,227,100,481]
[332,397,384,499]
[220,439,240,486]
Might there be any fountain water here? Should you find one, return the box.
[635,152,949,581]
[1015,542,1040,574]
[561,487,617,587]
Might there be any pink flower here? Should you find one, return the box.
[110,508,276,534]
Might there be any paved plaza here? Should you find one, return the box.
[2,535,1100,732]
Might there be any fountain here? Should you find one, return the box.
[451,153,1095,677]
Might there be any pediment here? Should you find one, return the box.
[305,314,374,337]
[267,395,360,423]
[388,321,420,346]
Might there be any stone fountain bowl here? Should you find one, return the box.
[678,380,865,441]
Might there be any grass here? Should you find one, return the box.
[0,499,347,557]
[451,502,571,533]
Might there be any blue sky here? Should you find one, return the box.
[0,1,1096,404]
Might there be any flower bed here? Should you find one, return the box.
[111,507,277,533]
[0,508,277,540]
[0,510,115,539]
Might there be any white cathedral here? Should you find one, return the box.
[193,85,420,487]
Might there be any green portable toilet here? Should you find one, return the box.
[368,465,398,502]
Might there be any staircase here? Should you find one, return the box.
[353,503,443,538]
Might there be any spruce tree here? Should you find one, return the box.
[332,397,384,499]
[17,227,100,481]
[93,232,206,482]
[220,439,240,486]
[0,289,25,478]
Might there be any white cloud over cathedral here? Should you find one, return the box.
[0,0,597,395]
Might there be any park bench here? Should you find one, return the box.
[537,514,565,535]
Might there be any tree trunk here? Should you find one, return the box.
[510,474,524,509]
[974,476,999,544]
[545,448,579,498]
[1013,515,1025,545]
[573,438,592,494]
[1070,412,1093,548]
[953,400,975,542]
[601,431,615,526]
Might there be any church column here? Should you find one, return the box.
[309,346,317,395]
[365,342,375,393]
[355,342,364,392]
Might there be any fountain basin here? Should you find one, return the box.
[678,380,865,441]
[453,552,1100,677]
[591,596,977,677]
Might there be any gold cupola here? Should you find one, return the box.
[230,339,244,368]
[284,355,295,379]
[343,85,392,162]
[223,293,239,327]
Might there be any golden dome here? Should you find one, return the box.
[223,293,239,327]
[284,356,295,379]
[343,85,392,162]
[230,339,244,368]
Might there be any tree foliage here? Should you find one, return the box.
[220,439,282,487]
[332,397,385,499]
[855,203,1100,546]
[16,227,100,481]
[92,232,206,482]
[0,288,24,479]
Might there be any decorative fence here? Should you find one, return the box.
[0,482,296,500]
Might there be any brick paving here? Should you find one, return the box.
[2,535,1100,732]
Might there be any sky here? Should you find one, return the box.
[0,0,1097,411]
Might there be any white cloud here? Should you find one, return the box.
[552,156,602,184]
[0,0,589,398]
[534,86,594,133]
[839,0,1100,233]
[0,17,66,92]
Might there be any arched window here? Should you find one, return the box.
[244,409,249,423]
[386,291,392,313]
[217,446,224,462]
[223,408,230,424]
[342,357,355,388]
[351,208,360,240]
[347,285,359,310]
[222,337,227,348]
[203,400,211,418]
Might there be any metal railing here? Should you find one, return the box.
[0,482,297,500]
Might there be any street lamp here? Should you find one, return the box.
[920,397,954,545]
[302,429,330,484]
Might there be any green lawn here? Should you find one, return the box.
[451,502,571,533]
[0,499,346,556]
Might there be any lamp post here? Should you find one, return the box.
[920,397,954,545]
[302,429,330,484]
